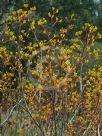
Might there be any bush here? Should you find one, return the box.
[0,4,102,136]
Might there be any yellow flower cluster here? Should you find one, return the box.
[1,6,102,136]
[38,18,47,26]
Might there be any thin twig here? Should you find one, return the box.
[0,99,23,127]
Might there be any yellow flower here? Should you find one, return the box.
[55,9,59,13]
[84,23,91,27]
[10,35,16,41]
[60,28,67,34]
[19,35,23,41]
[17,9,23,14]
[24,4,29,8]
[99,66,102,72]
[40,115,48,121]
[58,56,63,60]
[24,53,29,58]
[67,78,72,82]
[56,17,59,22]
[65,60,70,65]
[30,6,36,11]
[75,31,82,36]
[26,83,34,92]
[37,85,43,92]
[28,46,33,51]
[31,70,39,77]
[55,106,61,111]
[21,30,25,34]
[48,12,51,17]
[32,50,38,56]
[38,18,47,26]
[93,49,99,60]
[32,113,39,119]
[31,20,35,30]
[96,32,102,39]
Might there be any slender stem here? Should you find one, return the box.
[52,89,57,136]
[0,99,23,127]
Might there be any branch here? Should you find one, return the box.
[98,122,101,136]
[82,122,91,136]
[80,63,83,96]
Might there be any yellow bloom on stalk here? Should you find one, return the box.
[25,83,34,93]
[67,78,72,82]
[32,50,38,56]
[56,17,59,22]
[31,20,35,30]
[38,18,47,26]
[96,32,102,39]
[60,28,67,34]
[30,6,36,11]
[6,15,11,21]
[24,53,29,58]
[85,100,92,110]
[37,85,43,92]
[31,70,39,77]
[9,31,14,36]
[19,35,23,41]
[28,46,33,51]
[24,4,29,8]
[39,41,44,47]
[55,106,61,112]
[17,9,23,14]
[90,26,97,32]
[99,66,102,72]
[32,113,39,119]
[40,115,48,121]
[71,92,79,103]
[84,23,91,27]
[93,49,99,60]
[61,47,67,54]
[65,60,70,65]
[67,66,72,72]
[75,31,82,36]
[10,36,16,41]
[55,9,59,13]
[0,47,9,63]
[58,55,63,60]
[21,30,25,34]
[42,45,49,51]
[48,12,51,17]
